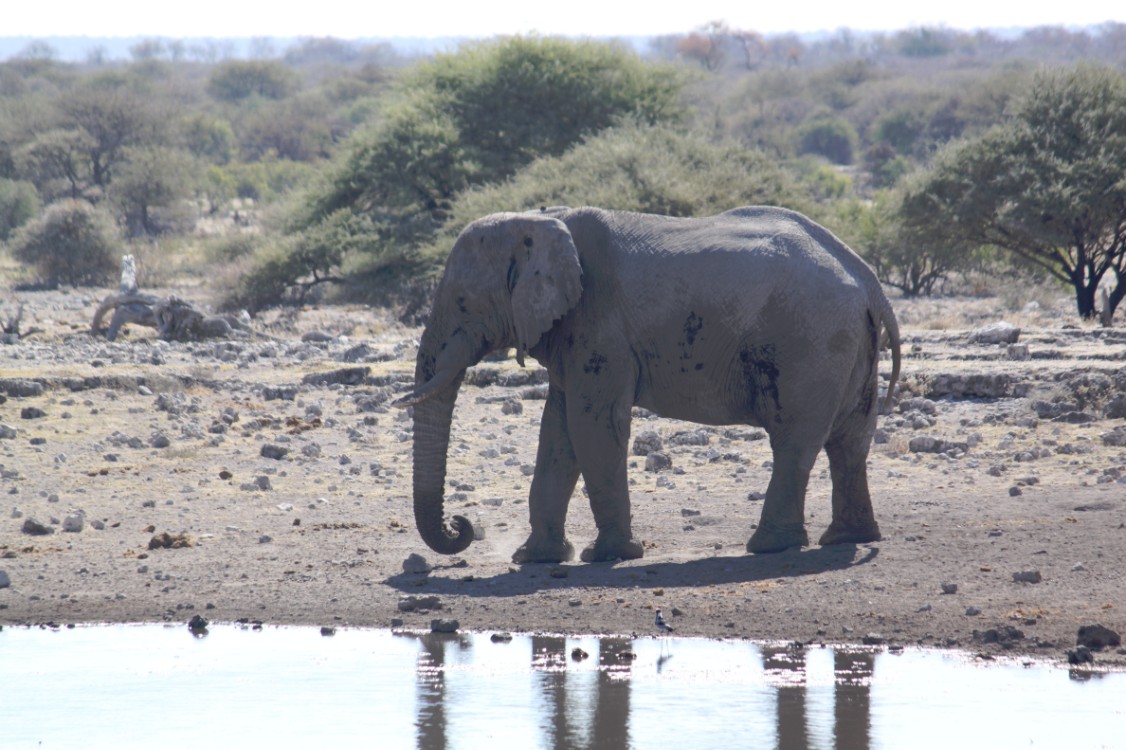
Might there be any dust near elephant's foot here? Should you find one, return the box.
[818,521,882,546]
[746,521,810,554]
[511,535,576,564]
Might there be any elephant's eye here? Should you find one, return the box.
[523,236,533,247]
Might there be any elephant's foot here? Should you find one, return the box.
[746,521,809,554]
[579,532,644,563]
[512,534,575,564]
[818,520,881,546]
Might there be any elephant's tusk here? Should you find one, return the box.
[393,368,460,409]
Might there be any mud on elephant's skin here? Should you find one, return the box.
[395,205,901,564]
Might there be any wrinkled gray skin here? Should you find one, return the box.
[396,206,901,563]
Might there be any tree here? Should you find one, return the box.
[111,146,200,235]
[677,22,728,71]
[9,200,120,287]
[282,36,685,305]
[59,82,161,193]
[797,114,859,164]
[900,65,1126,320]
[0,178,39,241]
[836,189,974,297]
[436,123,804,261]
[414,36,684,184]
[207,61,297,102]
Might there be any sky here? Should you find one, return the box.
[4,0,1124,39]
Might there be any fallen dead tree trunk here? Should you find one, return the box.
[91,255,250,342]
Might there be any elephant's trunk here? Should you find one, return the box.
[409,376,475,554]
[401,324,480,556]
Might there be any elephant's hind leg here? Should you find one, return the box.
[818,432,881,546]
[746,438,818,553]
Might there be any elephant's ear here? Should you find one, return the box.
[511,218,582,358]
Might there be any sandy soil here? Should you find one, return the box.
[1,288,1124,669]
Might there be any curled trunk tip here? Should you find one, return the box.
[415,511,475,555]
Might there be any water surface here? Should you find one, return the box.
[1,624,1123,749]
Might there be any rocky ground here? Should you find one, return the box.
[1,288,1124,670]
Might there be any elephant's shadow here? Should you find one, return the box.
[385,544,878,599]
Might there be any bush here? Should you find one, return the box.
[797,114,859,164]
[427,124,803,264]
[0,178,40,241]
[9,200,120,286]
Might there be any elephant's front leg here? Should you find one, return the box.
[570,394,644,563]
[512,386,580,564]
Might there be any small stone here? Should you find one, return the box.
[403,553,433,575]
[21,518,54,536]
[260,443,288,460]
[255,476,272,491]
[1067,646,1095,665]
[430,618,459,634]
[188,615,209,635]
[0,570,10,588]
[632,430,663,456]
[20,407,47,420]
[1076,624,1121,650]
[0,424,16,439]
[490,632,513,643]
[258,535,272,544]
[549,566,569,579]
[1012,570,1042,584]
[1008,486,1023,497]
[150,434,171,449]
[398,595,442,612]
[568,597,582,607]
[571,647,589,661]
[62,511,85,533]
[965,606,982,616]
[941,582,958,595]
[862,633,886,645]
[645,452,672,472]
[320,626,336,637]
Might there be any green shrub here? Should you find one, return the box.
[426,124,803,263]
[0,178,40,241]
[9,199,120,286]
[797,114,859,164]
[797,116,858,165]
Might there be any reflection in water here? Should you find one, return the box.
[2,626,1123,750]
[833,651,873,750]
[409,634,879,750]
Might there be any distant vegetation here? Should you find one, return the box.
[2,24,1125,321]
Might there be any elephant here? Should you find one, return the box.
[395,205,901,563]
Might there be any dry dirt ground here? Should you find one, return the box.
[1,287,1124,669]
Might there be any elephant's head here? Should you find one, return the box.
[394,212,583,555]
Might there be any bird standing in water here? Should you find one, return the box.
[655,609,674,657]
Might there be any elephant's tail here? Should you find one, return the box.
[877,297,901,414]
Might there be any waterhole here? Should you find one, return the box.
[1,624,1123,749]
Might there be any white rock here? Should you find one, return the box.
[969,321,1021,345]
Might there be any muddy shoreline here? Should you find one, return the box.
[1,290,1124,669]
